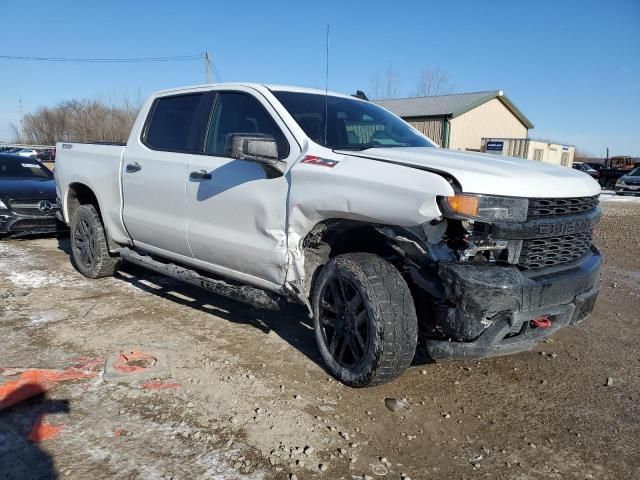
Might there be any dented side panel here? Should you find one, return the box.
[284,148,455,289]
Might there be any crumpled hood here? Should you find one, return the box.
[339,147,601,198]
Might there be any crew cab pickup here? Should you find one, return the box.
[55,84,602,387]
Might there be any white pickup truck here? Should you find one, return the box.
[55,83,602,387]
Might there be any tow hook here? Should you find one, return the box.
[530,316,552,329]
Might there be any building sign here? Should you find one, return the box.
[486,141,504,152]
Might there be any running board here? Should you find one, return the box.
[119,248,282,311]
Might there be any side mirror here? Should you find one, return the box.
[225,134,286,177]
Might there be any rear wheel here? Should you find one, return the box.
[312,253,418,387]
[70,204,119,278]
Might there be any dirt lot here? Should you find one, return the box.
[1,199,639,480]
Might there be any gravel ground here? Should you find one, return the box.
[1,202,639,480]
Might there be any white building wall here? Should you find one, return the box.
[525,140,575,166]
[449,98,528,151]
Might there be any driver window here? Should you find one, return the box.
[205,92,289,159]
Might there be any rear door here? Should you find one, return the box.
[185,88,299,287]
[122,92,212,257]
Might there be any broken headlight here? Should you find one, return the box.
[438,194,528,223]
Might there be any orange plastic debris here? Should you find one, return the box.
[69,356,104,372]
[142,380,180,390]
[113,351,157,374]
[0,368,96,410]
[27,414,63,442]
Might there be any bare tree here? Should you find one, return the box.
[15,96,140,145]
[414,67,453,97]
[370,66,401,100]
[9,122,23,143]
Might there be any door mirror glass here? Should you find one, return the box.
[226,133,278,163]
[225,134,285,176]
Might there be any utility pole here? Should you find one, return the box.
[205,50,212,83]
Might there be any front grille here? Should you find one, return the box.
[518,231,593,270]
[11,218,58,232]
[528,196,599,218]
[9,199,58,217]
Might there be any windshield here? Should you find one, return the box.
[0,156,52,179]
[273,91,434,150]
[628,167,640,176]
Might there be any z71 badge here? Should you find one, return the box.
[300,155,340,168]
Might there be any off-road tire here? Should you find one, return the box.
[70,204,119,278]
[312,253,418,387]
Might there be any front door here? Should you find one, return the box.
[185,89,299,287]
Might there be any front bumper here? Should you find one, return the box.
[615,184,640,195]
[426,247,602,360]
[0,211,68,237]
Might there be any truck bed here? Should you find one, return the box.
[54,142,129,245]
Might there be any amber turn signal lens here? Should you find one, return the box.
[443,194,479,217]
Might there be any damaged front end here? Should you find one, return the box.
[398,193,602,360]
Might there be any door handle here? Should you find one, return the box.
[126,162,142,173]
[190,169,212,180]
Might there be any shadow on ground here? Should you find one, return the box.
[0,386,70,480]
[55,237,433,375]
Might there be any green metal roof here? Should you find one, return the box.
[375,90,534,129]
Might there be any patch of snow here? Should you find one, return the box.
[29,310,69,326]
[7,270,84,289]
[600,191,640,203]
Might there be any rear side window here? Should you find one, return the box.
[144,93,208,152]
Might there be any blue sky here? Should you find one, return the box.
[1,0,638,156]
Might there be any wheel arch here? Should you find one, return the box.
[298,218,430,299]
[65,183,120,250]
[65,182,102,223]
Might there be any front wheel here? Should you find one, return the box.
[70,204,119,278]
[312,253,418,387]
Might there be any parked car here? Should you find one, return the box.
[14,148,39,158]
[36,148,56,162]
[597,165,639,189]
[0,154,67,237]
[615,166,640,195]
[55,83,602,387]
[572,162,600,179]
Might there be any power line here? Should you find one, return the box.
[0,54,204,63]
[2,51,224,83]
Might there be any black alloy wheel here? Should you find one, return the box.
[318,272,371,368]
[70,204,119,278]
[312,253,418,387]
[73,217,97,269]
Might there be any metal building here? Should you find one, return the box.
[375,90,534,151]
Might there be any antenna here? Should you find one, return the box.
[324,24,330,147]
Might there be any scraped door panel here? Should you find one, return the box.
[186,89,298,286]
[186,159,290,284]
